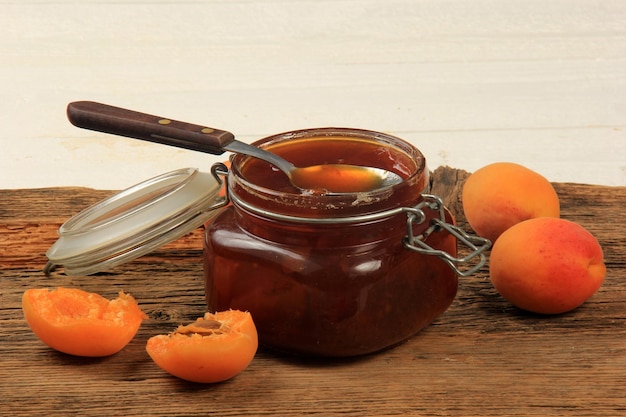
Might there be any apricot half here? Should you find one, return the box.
[146,310,258,383]
[489,217,606,314]
[22,287,146,357]
[462,162,560,243]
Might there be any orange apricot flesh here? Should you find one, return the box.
[146,310,258,383]
[22,287,146,357]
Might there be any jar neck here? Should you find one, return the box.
[227,128,429,221]
[231,203,411,248]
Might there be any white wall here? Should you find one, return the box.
[2,0,625,189]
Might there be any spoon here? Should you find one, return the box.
[66,101,403,193]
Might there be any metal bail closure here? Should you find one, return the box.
[44,163,229,276]
[403,194,491,277]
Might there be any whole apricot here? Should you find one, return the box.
[462,162,560,243]
[489,217,605,314]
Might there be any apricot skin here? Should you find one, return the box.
[489,217,606,315]
[462,162,560,243]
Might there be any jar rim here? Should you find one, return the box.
[228,127,429,219]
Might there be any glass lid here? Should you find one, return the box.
[45,166,227,276]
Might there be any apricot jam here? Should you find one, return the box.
[204,128,458,357]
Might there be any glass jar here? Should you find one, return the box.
[204,128,486,357]
[45,124,488,357]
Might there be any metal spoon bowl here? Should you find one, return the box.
[66,101,403,194]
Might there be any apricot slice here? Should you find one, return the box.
[462,162,560,243]
[146,310,258,383]
[489,217,606,314]
[22,287,146,357]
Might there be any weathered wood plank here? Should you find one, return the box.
[1,167,625,416]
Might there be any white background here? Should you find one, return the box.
[2,0,625,189]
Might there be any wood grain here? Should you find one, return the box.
[1,167,625,417]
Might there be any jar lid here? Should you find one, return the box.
[45,167,226,276]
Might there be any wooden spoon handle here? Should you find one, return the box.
[66,101,235,155]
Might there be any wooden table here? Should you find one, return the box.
[1,168,625,416]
